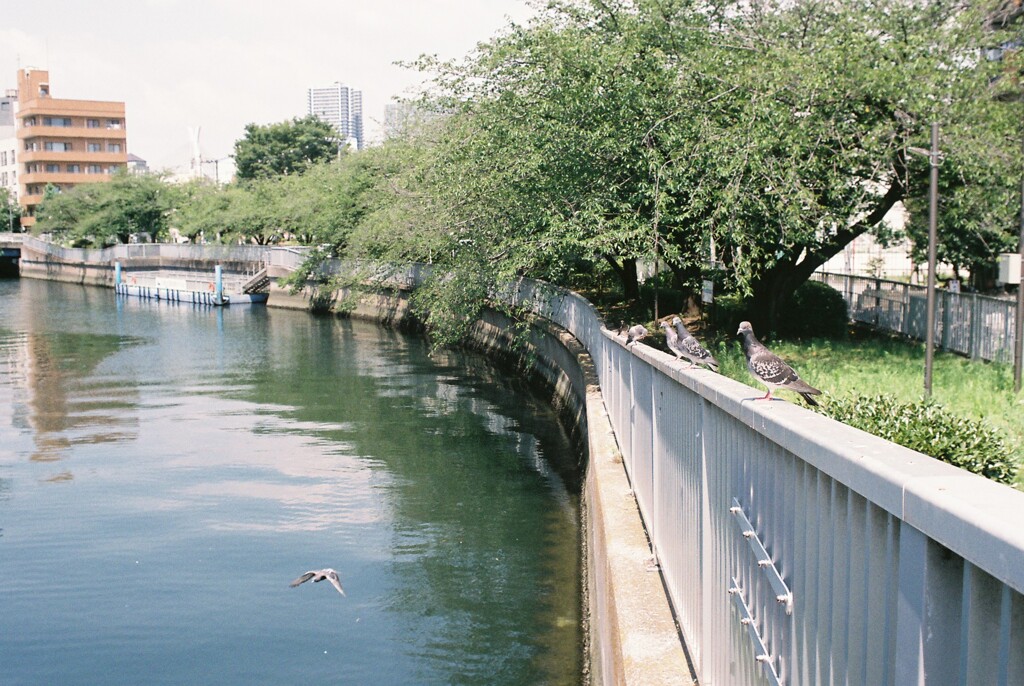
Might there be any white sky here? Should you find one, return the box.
[1,0,535,177]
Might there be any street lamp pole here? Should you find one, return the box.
[924,123,940,399]
[910,123,942,399]
[1014,133,1024,393]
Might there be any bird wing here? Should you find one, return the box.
[749,350,796,386]
[681,336,713,362]
[289,571,316,587]
[326,571,346,596]
[751,350,820,394]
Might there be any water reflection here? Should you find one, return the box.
[0,279,582,685]
[1,326,142,468]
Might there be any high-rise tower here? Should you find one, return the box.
[307,83,363,151]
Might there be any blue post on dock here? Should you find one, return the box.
[215,264,223,305]
[115,262,122,286]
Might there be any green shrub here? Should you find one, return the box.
[778,280,848,339]
[824,394,1018,484]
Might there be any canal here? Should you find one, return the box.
[0,278,583,685]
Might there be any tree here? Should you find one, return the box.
[1,188,21,232]
[374,0,716,325]
[408,0,1020,332]
[34,171,179,247]
[681,0,1018,330]
[233,115,341,180]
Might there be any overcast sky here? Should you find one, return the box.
[2,0,535,177]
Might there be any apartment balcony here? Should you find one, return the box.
[20,170,118,187]
[20,193,44,208]
[21,150,128,165]
[18,125,128,141]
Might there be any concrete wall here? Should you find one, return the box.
[266,277,695,685]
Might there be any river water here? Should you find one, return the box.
[0,278,583,685]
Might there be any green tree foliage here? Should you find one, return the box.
[233,115,341,180]
[339,0,1019,340]
[34,171,180,247]
[1,188,21,231]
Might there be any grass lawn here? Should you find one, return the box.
[699,326,1024,488]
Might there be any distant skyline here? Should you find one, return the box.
[1,0,535,178]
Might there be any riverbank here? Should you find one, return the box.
[266,278,696,684]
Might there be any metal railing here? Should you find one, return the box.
[504,277,1024,686]
[812,271,1018,362]
[17,235,313,270]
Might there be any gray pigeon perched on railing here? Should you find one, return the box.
[671,316,719,372]
[625,324,649,346]
[736,321,821,406]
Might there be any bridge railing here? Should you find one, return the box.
[19,235,280,266]
[505,277,1024,686]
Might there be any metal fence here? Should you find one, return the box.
[507,278,1024,686]
[812,271,1018,363]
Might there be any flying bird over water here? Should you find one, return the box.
[736,321,821,406]
[671,316,719,372]
[290,568,346,596]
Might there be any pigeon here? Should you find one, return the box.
[290,568,346,596]
[736,321,821,406]
[659,319,687,360]
[625,324,649,346]
[671,316,719,372]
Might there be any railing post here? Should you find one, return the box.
[875,278,882,328]
[941,290,951,352]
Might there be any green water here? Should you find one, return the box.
[0,278,583,685]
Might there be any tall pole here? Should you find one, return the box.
[924,123,940,399]
[1014,133,1024,393]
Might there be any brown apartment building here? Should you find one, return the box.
[15,68,127,228]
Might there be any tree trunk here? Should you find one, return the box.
[604,255,641,302]
[748,268,793,335]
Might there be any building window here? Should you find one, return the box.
[42,117,72,127]
[107,119,122,129]
[87,165,102,174]
[24,142,37,152]
[1,173,6,185]
[87,142,102,153]
[23,117,36,127]
[87,119,100,128]
[67,164,81,173]
[44,142,73,152]
[0,152,5,165]
[108,143,122,153]
[45,164,60,173]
